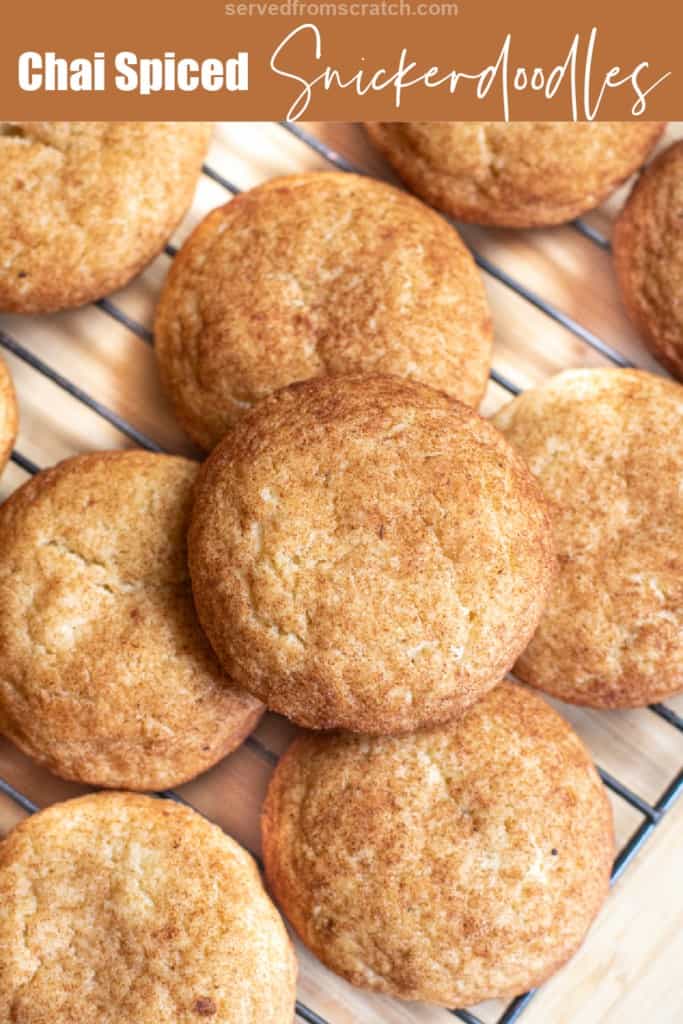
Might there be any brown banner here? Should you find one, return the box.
[1,0,680,120]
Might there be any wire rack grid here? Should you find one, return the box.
[0,121,681,1024]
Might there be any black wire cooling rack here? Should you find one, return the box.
[0,121,681,1024]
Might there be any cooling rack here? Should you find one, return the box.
[0,121,681,1024]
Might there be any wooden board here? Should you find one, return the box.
[0,121,681,1024]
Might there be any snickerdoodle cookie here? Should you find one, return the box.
[0,792,296,1023]
[0,356,17,476]
[494,368,683,707]
[262,682,613,1007]
[154,172,492,449]
[0,451,262,789]
[0,122,212,313]
[613,140,683,379]
[365,122,664,227]
[189,375,554,733]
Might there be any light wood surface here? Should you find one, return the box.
[0,121,681,1024]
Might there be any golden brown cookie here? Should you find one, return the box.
[189,375,554,733]
[366,122,664,228]
[494,368,683,707]
[0,122,212,313]
[262,682,613,1007]
[0,451,262,789]
[0,792,296,1023]
[154,172,493,450]
[613,140,683,379]
[0,356,18,476]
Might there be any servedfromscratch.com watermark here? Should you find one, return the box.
[225,2,458,16]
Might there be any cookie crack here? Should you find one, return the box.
[42,538,109,573]
[239,567,306,649]
[39,538,186,596]
[0,124,67,155]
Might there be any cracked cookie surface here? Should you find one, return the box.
[494,368,683,707]
[613,139,683,379]
[365,122,664,227]
[0,451,262,789]
[262,682,613,1006]
[0,122,212,313]
[154,172,492,450]
[0,791,296,1023]
[189,375,555,733]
